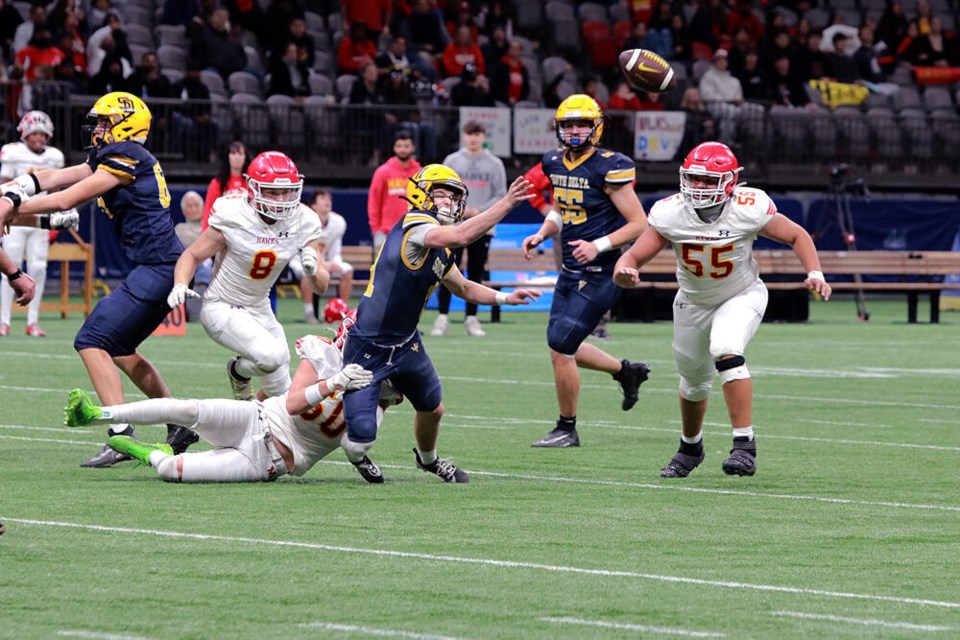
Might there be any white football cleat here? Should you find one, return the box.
[464,316,486,337]
[430,314,449,337]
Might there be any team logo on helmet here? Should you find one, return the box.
[83,92,151,148]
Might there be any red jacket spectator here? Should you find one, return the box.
[337,23,378,74]
[367,142,422,242]
[342,0,392,33]
[608,86,644,111]
[16,30,65,82]
[442,26,485,77]
[726,1,764,43]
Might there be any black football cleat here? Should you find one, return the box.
[614,359,650,411]
[660,449,705,478]
[165,426,199,455]
[531,427,580,448]
[413,448,469,483]
[80,443,133,468]
[722,438,757,476]
[352,455,384,483]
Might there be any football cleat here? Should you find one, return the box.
[463,316,486,337]
[80,443,133,467]
[352,455,384,484]
[660,448,705,478]
[429,314,449,337]
[614,359,650,411]
[531,427,580,448]
[0,323,9,336]
[165,426,199,455]
[413,448,469,483]
[108,435,173,467]
[64,388,103,427]
[722,438,757,476]
[227,356,253,401]
[25,323,46,337]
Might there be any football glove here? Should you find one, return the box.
[166,283,199,308]
[300,246,319,276]
[49,209,80,230]
[328,364,374,392]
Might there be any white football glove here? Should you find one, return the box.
[327,364,374,392]
[300,246,319,276]
[166,283,199,308]
[49,209,80,230]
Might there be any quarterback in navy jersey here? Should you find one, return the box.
[341,164,538,483]
[521,94,652,449]
[0,91,198,467]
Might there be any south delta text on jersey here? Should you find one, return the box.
[86,140,182,265]
[541,147,636,271]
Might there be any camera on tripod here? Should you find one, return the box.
[829,164,871,199]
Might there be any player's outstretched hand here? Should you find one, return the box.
[328,364,374,392]
[505,289,542,305]
[805,274,832,301]
[11,271,36,305]
[166,283,199,308]
[521,233,544,260]
[613,265,641,289]
[505,177,534,207]
[300,246,319,276]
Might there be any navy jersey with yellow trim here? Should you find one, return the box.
[352,210,457,343]
[541,147,635,270]
[86,141,183,265]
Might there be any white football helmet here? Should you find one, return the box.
[18,110,54,141]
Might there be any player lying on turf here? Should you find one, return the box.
[63,313,398,483]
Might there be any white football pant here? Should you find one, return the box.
[0,226,49,325]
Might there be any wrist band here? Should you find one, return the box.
[594,236,613,253]
[2,192,21,208]
[807,270,824,281]
[495,292,508,306]
[8,269,23,282]
[304,382,324,406]
[545,210,563,228]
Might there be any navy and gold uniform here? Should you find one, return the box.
[342,209,457,443]
[541,146,636,355]
[74,141,184,356]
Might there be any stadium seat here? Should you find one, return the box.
[544,1,576,22]
[922,87,953,112]
[834,105,871,160]
[303,95,339,154]
[155,24,187,48]
[308,72,332,97]
[542,56,575,84]
[609,2,630,23]
[267,94,306,154]
[578,2,608,22]
[326,13,342,32]
[613,21,632,47]
[335,74,358,101]
[892,87,922,112]
[210,94,235,148]
[313,50,333,75]
[244,46,263,75]
[898,109,933,160]
[692,59,712,83]
[124,24,155,48]
[864,92,891,110]
[161,68,183,86]
[888,63,914,87]
[200,70,227,97]
[156,44,187,72]
[810,112,838,156]
[515,2,542,34]
[304,11,324,33]
[230,93,271,148]
[931,111,960,158]
[550,19,582,55]
[835,9,863,26]
[806,8,831,30]
[228,71,262,97]
[129,44,150,65]
[866,107,902,161]
[313,31,331,52]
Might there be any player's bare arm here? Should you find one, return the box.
[423,177,532,248]
[0,247,36,304]
[569,182,648,265]
[286,355,373,415]
[13,168,122,216]
[174,226,228,286]
[759,213,832,300]
[441,266,542,306]
[522,213,562,259]
[613,227,669,288]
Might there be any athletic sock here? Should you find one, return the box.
[556,416,576,432]
[417,448,437,465]
[109,424,133,437]
[679,432,703,455]
[732,426,755,441]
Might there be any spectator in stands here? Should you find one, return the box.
[690,0,726,50]
[446,1,478,41]
[175,191,205,249]
[12,4,46,56]
[669,14,694,63]
[608,82,644,111]
[275,16,314,69]
[431,120,507,339]
[735,48,766,101]
[342,0,391,35]
[171,61,215,163]
[854,24,889,83]
[264,0,305,53]
[623,22,658,57]
[88,52,130,96]
[368,130,422,250]
[442,25,484,78]
[54,56,87,94]
[55,12,87,74]
[768,55,812,108]
[268,41,312,98]
[478,1,511,37]
[338,21,377,75]
[0,0,24,63]
[202,140,251,229]
[15,28,66,83]
[349,62,391,163]
[582,76,606,109]
[913,0,932,35]
[876,1,909,53]
[792,30,828,81]
[453,62,495,106]
[761,30,794,79]
[89,0,112,29]
[404,0,449,57]
[131,52,174,99]
[679,86,715,155]
[646,1,675,60]
[904,16,949,66]
[382,65,437,160]
[699,49,742,143]
[189,7,246,78]
[726,0,763,44]
[161,0,198,27]
[86,13,132,78]
[481,23,509,71]
[489,40,528,106]
[223,0,266,47]
[47,0,86,41]
[827,33,860,83]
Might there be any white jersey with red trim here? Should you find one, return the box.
[205,195,323,307]
[0,142,65,185]
[647,186,776,306]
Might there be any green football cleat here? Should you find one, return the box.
[108,435,173,466]
[64,388,103,427]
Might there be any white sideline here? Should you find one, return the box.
[770,610,955,631]
[299,622,472,639]
[3,517,960,610]
[3,432,960,514]
[57,631,150,640]
[542,616,726,637]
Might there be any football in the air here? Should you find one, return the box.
[618,49,678,93]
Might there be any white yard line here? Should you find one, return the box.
[5,433,960,513]
[57,631,150,640]
[541,616,726,637]
[3,517,959,610]
[770,610,955,632]
[299,622,474,640]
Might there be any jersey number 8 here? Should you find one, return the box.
[249,250,278,280]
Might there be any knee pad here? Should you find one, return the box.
[26,257,47,274]
[253,348,288,374]
[715,355,750,384]
[679,377,711,402]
